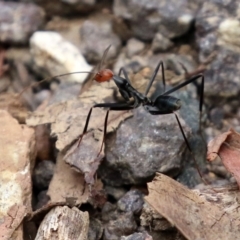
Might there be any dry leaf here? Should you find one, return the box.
[64,110,132,185]
[145,173,240,240]
[27,81,133,185]
[47,152,89,205]
[207,128,240,187]
[0,93,29,123]
[0,110,36,240]
[26,82,117,151]
[35,206,89,240]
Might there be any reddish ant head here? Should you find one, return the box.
[94,69,113,83]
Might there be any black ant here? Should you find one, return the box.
[77,49,205,181]
[18,45,205,181]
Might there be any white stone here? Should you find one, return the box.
[30,31,93,83]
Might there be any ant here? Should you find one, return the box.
[77,48,205,181]
[18,45,205,181]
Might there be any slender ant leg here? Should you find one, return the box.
[118,67,131,84]
[144,61,163,96]
[77,102,134,155]
[174,113,208,185]
[141,62,207,184]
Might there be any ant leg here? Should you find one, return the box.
[97,110,110,156]
[78,102,134,155]
[77,107,93,147]
[174,113,208,185]
[94,102,134,156]
[144,61,164,96]
[118,67,131,84]
[162,74,204,132]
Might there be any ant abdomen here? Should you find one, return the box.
[145,96,181,115]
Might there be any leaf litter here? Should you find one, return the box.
[145,173,240,240]
[27,77,132,186]
[207,128,240,188]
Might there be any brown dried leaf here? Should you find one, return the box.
[145,173,240,240]
[27,99,104,151]
[26,83,116,151]
[207,129,240,187]
[0,93,29,123]
[47,152,89,205]
[35,206,89,240]
[207,130,232,161]
[64,110,132,185]
[0,110,36,240]
[27,81,133,185]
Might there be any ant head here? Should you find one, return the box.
[94,69,113,83]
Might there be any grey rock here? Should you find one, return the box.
[88,218,103,240]
[117,189,144,214]
[105,186,127,201]
[151,33,174,53]
[201,49,240,99]
[113,0,201,41]
[0,2,45,44]
[140,203,173,231]
[80,20,121,63]
[114,51,148,75]
[126,38,145,58]
[166,54,197,75]
[121,232,153,240]
[21,0,96,16]
[104,212,137,240]
[101,202,117,222]
[176,90,207,188]
[0,75,10,93]
[33,160,55,190]
[99,107,190,186]
[209,107,224,128]
[35,190,50,210]
[195,0,240,100]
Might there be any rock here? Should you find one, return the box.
[113,0,200,41]
[22,0,96,16]
[35,125,52,161]
[0,2,45,44]
[99,107,190,186]
[117,189,144,214]
[101,202,117,222]
[209,107,224,128]
[35,190,50,210]
[80,20,121,63]
[151,33,174,53]
[126,38,145,58]
[88,218,103,240]
[30,31,92,83]
[0,92,29,123]
[166,54,197,75]
[121,232,153,240]
[48,81,81,105]
[113,51,148,75]
[105,186,127,201]
[195,0,240,100]
[175,90,207,188]
[35,206,89,240]
[33,160,55,190]
[0,75,10,92]
[0,110,36,239]
[104,212,137,240]
[140,203,173,231]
